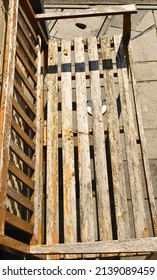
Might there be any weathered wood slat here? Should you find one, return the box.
[11,118,36,151]
[44,0,156,4]
[8,161,34,190]
[18,4,37,43]
[114,35,148,238]
[46,39,59,248]
[30,237,157,255]
[36,4,137,20]
[12,98,36,133]
[7,184,34,212]
[14,80,36,116]
[17,18,37,57]
[0,234,29,254]
[33,36,43,244]
[19,0,47,46]
[15,63,37,100]
[16,47,37,84]
[10,139,35,171]
[74,37,95,242]
[4,210,33,235]
[61,39,77,243]
[88,37,112,241]
[0,0,19,234]
[128,45,157,237]
[101,36,130,240]
[34,47,45,245]
[17,32,37,70]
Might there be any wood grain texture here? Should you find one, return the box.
[36,4,137,20]
[101,35,130,240]
[44,0,156,4]
[0,0,19,234]
[114,35,148,238]
[61,39,77,243]
[46,39,59,248]
[30,237,157,255]
[88,36,112,241]
[75,37,95,242]
[128,45,157,237]
[34,36,43,244]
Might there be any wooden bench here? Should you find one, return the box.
[1,0,157,259]
[31,4,157,258]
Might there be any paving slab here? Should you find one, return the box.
[135,10,154,32]
[138,81,157,129]
[131,27,157,61]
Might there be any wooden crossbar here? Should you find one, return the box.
[35,4,137,20]
[30,237,157,255]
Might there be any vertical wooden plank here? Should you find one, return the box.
[61,39,77,243]
[128,45,157,237]
[47,39,59,248]
[33,37,44,245]
[88,37,112,241]
[101,35,130,240]
[74,37,95,242]
[114,35,148,238]
[0,0,19,234]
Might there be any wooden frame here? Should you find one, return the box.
[30,237,157,255]
[35,4,137,20]
[0,0,19,235]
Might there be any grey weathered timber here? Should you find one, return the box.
[75,37,95,242]
[88,37,112,241]
[101,36,130,240]
[47,39,59,248]
[114,35,148,239]
[0,0,19,235]
[128,45,157,237]
[44,0,157,4]
[30,237,157,255]
[61,39,77,244]
[36,4,137,20]
[34,36,43,244]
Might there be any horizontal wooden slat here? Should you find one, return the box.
[36,4,137,20]
[11,118,36,151]
[19,0,48,46]
[16,47,37,84]
[19,4,37,43]
[17,33,37,70]
[8,161,34,190]
[15,63,37,100]
[0,234,29,254]
[44,0,157,4]
[10,139,35,170]
[30,237,157,255]
[5,210,33,235]
[12,99,36,133]
[7,184,34,212]
[14,80,36,116]
[18,18,37,57]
